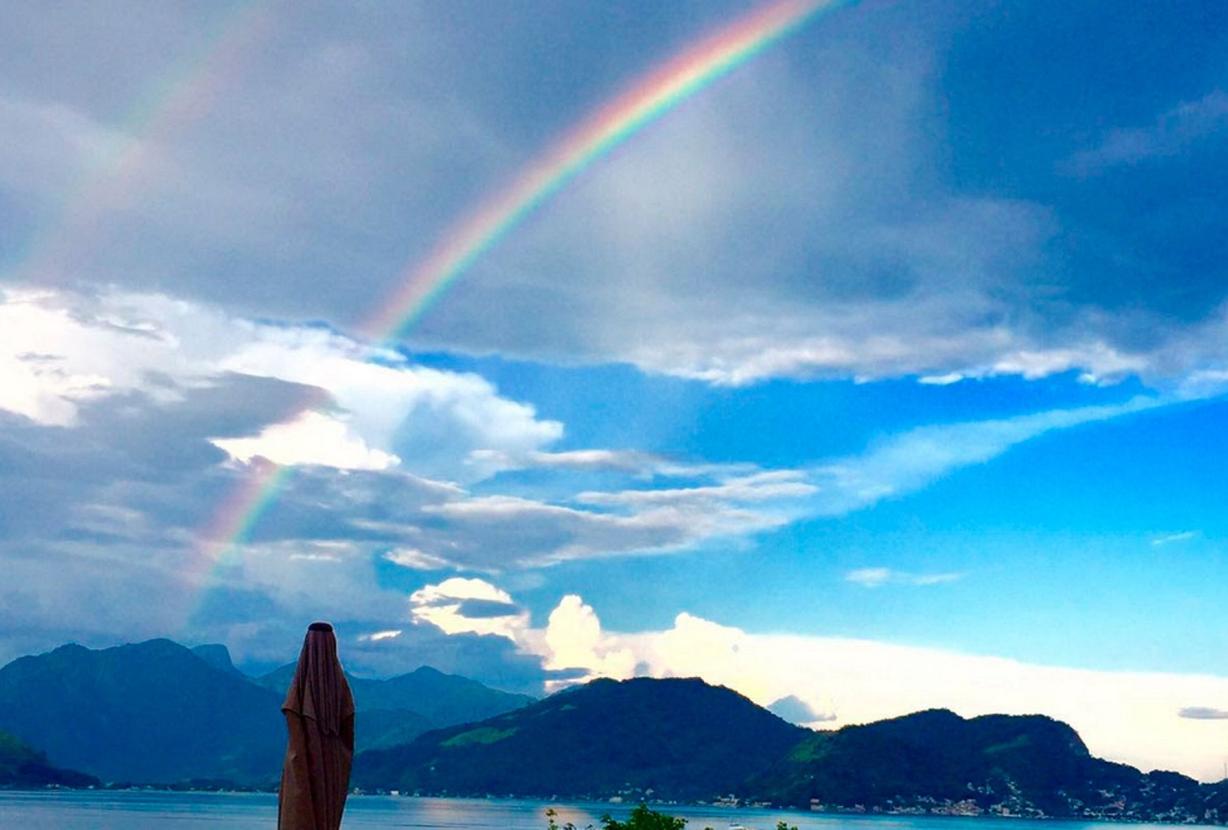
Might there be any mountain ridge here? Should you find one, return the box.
[0,638,533,786]
[353,680,1228,824]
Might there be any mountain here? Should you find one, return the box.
[744,708,1228,822]
[256,663,533,728]
[255,661,533,752]
[353,676,807,800]
[0,729,98,789]
[354,680,1228,824]
[0,638,532,785]
[190,643,243,676]
[0,639,285,784]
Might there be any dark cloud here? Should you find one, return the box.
[768,694,835,725]
[453,599,523,619]
[1178,706,1228,720]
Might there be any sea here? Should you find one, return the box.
[0,792,1220,830]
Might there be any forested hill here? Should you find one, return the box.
[354,676,807,800]
[746,707,1228,822]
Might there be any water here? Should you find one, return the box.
[0,791,1218,830]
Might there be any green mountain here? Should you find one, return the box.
[0,639,285,785]
[353,679,1228,824]
[744,708,1228,822]
[0,639,532,785]
[353,676,807,800]
[0,729,98,789]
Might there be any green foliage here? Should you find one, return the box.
[600,804,687,830]
[775,822,799,830]
[440,725,518,747]
[545,804,686,830]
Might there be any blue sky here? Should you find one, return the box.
[2,0,1228,778]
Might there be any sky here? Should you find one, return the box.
[2,0,1227,780]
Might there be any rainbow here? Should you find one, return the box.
[363,0,847,339]
[9,2,275,285]
[198,460,292,569]
[196,0,852,578]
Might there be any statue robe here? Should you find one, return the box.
[278,623,356,830]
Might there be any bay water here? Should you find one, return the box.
[0,791,1217,830]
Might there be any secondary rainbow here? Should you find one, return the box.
[9,2,274,286]
[197,0,852,571]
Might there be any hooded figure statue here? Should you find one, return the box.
[278,622,356,830]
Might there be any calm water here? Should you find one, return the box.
[0,792,1217,830]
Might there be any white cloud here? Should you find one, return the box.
[845,567,964,588]
[1151,530,1200,547]
[808,396,1162,515]
[0,286,561,481]
[577,470,817,508]
[212,410,399,470]
[1063,89,1228,174]
[359,629,403,642]
[408,577,530,640]
[383,547,452,571]
[540,595,637,687]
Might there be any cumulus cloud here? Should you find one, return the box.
[539,595,638,687]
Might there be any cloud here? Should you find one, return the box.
[1151,531,1200,547]
[409,578,531,641]
[768,694,836,725]
[468,448,751,480]
[845,567,964,588]
[539,595,638,686]
[0,286,562,482]
[5,6,1228,393]
[1063,90,1228,174]
[1178,707,1228,721]
[359,630,403,643]
[212,410,399,471]
[577,470,817,508]
[806,395,1162,515]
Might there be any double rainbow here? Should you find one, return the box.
[199,0,851,574]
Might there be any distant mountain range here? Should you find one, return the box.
[3,639,1227,825]
[0,638,532,785]
[252,661,534,741]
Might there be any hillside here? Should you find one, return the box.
[0,729,98,789]
[745,708,1228,822]
[353,676,807,800]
